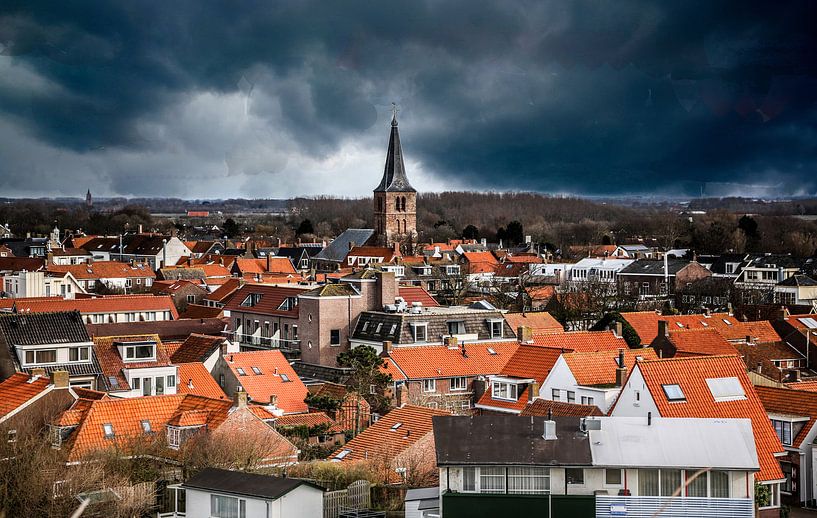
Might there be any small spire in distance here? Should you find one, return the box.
[391,102,399,126]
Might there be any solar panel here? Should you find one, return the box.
[798,318,817,330]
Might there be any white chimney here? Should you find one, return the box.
[543,420,557,440]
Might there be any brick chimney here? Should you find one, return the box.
[615,349,627,387]
[51,370,70,389]
[528,381,540,402]
[31,367,46,378]
[270,394,278,406]
[376,271,398,309]
[517,325,533,344]
[234,389,248,408]
[383,340,394,355]
[444,336,458,348]
[658,320,669,338]
[613,321,623,339]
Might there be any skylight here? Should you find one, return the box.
[722,319,733,326]
[280,374,290,382]
[706,377,746,402]
[336,449,351,459]
[799,317,817,330]
[662,384,685,401]
[675,322,684,328]
[141,420,151,433]
[102,423,114,438]
[236,367,246,376]
[487,348,497,355]
[251,366,262,375]
[390,422,403,431]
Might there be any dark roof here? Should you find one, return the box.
[300,283,360,298]
[352,309,513,344]
[0,256,46,272]
[746,254,806,269]
[779,274,817,287]
[170,333,225,363]
[0,310,90,345]
[619,258,690,276]
[314,229,375,263]
[181,468,323,500]
[433,415,592,466]
[86,318,227,340]
[373,112,415,193]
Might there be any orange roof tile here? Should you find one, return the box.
[204,278,244,304]
[531,330,626,352]
[520,398,604,417]
[462,251,499,274]
[398,286,440,307]
[176,363,228,400]
[170,334,225,364]
[233,258,297,275]
[499,345,563,384]
[665,328,740,356]
[622,311,781,345]
[563,348,657,386]
[504,312,563,334]
[386,341,519,380]
[476,386,531,413]
[785,380,817,393]
[9,295,179,319]
[0,372,51,419]
[224,350,308,414]
[48,261,155,280]
[756,386,817,448]
[93,334,171,391]
[381,357,407,382]
[633,355,784,482]
[330,405,449,463]
[274,411,340,432]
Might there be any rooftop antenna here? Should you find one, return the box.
[391,102,399,126]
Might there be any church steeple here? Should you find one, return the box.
[374,105,415,193]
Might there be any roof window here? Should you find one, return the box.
[722,319,733,326]
[661,384,685,402]
[706,377,746,402]
[336,449,351,460]
[102,423,115,439]
[236,367,246,376]
[140,420,151,433]
[280,373,291,382]
[487,348,497,355]
[251,366,262,375]
[390,422,403,431]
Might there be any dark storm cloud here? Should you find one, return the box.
[0,0,815,197]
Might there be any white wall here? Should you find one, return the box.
[539,358,621,413]
[184,486,323,518]
[608,366,659,418]
[118,365,178,397]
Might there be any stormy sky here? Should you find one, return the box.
[1,1,816,199]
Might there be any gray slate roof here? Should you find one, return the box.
[433,415,592,466]
[352,308,513,344]
[373,114,415,193]
[181,468,323,500]
[619,258,690,276]
[778,274,817,287]
[0,310,90,345]
[314,229,375,263]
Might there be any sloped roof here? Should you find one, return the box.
[274,411,339,432]
[93,334,172,391]
[224,350,308,414]
[48,261,155,280]
[621,311,781,344]
[0,256,46,272]
[373,113,415,192]
[86,318,226,341]
[5,295,179,319]
[504,312,563,334]
[778,274,817,287]
[756,386,817,448]
[632,355,784,482]
[386,341,519,380]
[315,229,376,263]
[666,328,740,356]
[182,467,323,500]
[619,258,689,275]
[0,372,51,419]
[176,362,228,400]
[499,345,563,384]
[563,348,657,386]
[232,258,297,275]
[462,251,499,274]
[330,405,448,462]
[170,333,225,364]
[0,310,90,345]
[398,286,440,307]
[520,398,603,417]
[222,284,307,316]
[531,330,627,352]
[475,385,531,413]
[204,278,244,304]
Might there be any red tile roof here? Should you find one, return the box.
[398,286,440,307]
[179,304,223,319]
[203,278,244,304]
[563,348,657,386]
[7,295,179,319]
[520,398,603,417]
[531,330,627,352]
[233,258,297,275]
[381,357,407,382]
[785,380,817,393]
[665,328,740,356]
[499,345,563,384]
[176,362,228,400]
[48,261,155,280]
[0,372,51,419]
[622,311,781,344]
[170,333,225,364]
[274,411,340,432]
[476,386,531,413]
[222,284,307,317]
[330,404,449,463]
[224,350,308,414]
[386,341,519,380]
[462,251,499,274]
[756,386,817,448]
[633,355,784,482]
[505,312,563,334]
[92,334,172,391]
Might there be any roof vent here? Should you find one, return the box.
[543,420,557,440]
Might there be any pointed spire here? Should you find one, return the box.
[374,103,415,193]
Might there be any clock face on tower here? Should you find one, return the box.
[373,108,416,247]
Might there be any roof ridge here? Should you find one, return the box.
[638,353,741,364]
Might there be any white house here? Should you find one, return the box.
[178,467,324,518]
[1,270,85,299]
[568,257,634,285]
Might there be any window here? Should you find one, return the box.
[236,367,246,376]
[7,429,17,443]
[124,343,155,361]
[605,469,622,486]
[451,377,467,391]
[186,294,195,303]
[330,329,341,346]
[142,377,152,396]
[412,323,427,342]
[167,375,176,388]
[660,469,682,497]
[102,423,114,439]
[167,427,181,449]
[706,377,746,402]
[140,420,151,433]
[423,379,436,393]
[565,468,584,485]
[687,470,708,497]
[508,467,549,494]
[710,470,730,498]
[581,396,595,406]
[662,383,685,401]
[219,374,225,387]
[552,389,560,401]
[639,468,659,496]
[492,381,518,401]
[447,321,465,335]
[567,391,575,404]
[251,366,262,375]
[132,377,141,390]
[69,347,90,362]
[772,419,793,446]
[25,349,57,365]
[479,467,506,493]
[463,467,476,492]
[489,320,503,338]
[156,376,164,395]
[280,373,290,382]
[211,494,246,518]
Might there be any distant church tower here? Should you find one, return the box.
[85,189,93,209]
[373,106,416,247]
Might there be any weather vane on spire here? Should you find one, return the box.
[391,102,399,126]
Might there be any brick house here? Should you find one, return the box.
[151,279,208,314]
[617,259,711,299]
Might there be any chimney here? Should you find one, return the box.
[746,335,753,345]
[756,362,762,374]
[460,343,467,357]
[383,340,394,355]
[613,321,623,339]
[394,241,401,255]
[234,389,248,408]
[138,224,143,234]
[528,381,540,402]
[658,320,668,337]
[270,394,278,406]
[266,254,271,272]
[348,241,356,251]
[51,370,70,388]
[517,325,533,344]
[543,418,557,440]
[187,378,194,389]
[615,349,627,387]
[647,412,652,426]
[31,367,46,378]
[444,336,458,348]
[727,302,734,316]
[777,306,789,321]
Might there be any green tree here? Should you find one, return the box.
[222,218,240,238]
[296,219,314,236]
[462,224,479,240]
[337,346,392,415]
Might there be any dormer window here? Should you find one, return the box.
[411,323,428,342]
[447,321,465,335]
[167,426,181,449]
[69,346,90,362]
[488,319,504,338]
[24,349,57,366]
[277,297,298,311]
[121,342,156,362]
[240,293,263,307]
[445,265,460,275]
[492,380,519,401]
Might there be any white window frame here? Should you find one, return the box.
[423,379,436,393]
[450,377,467,391]
[492,381,518,401]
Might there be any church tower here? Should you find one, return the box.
[373,107,416,247]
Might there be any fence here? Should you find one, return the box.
[324,480,372,518]
[595,495,754,517]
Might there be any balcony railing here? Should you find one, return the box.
[227,330,300,352]
[595,495,754,518]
